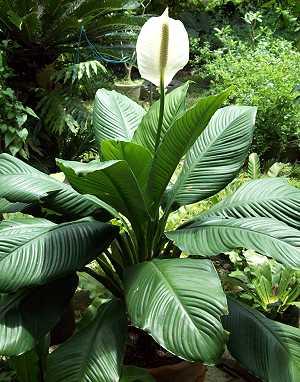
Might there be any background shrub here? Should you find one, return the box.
[199,34,300,161]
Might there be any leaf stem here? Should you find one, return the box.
[154,77,165,152]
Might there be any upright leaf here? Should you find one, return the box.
[0,274,78,357]
[124,258,228,364]
[133,83,189,153]
[101,140,153,190]
[223,297,300,382]
[0,218,118,291]
[247,153,261,179]
[167,217,300,268]
[93,89,145,145]
[166,106,256,208]
[46,300,127,382]
[201,178,300,229]
[147,91,229,208]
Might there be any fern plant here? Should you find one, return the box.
[0,0,143,164]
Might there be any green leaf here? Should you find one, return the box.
[120,366,155,382]
[0,154,104,218]
[247,153,261,179]
[167,217,300,268]
[57,159,150,232]
[0,274,78,357]
[201,178,300,229]
[124,258,228,364]
[166,106,256,208]
[133,83,189,154]
[223,297,300,382]
[93,89,145,145]
[147,90,229,208]
[0,198,28,213]
[101,140,153,191]
[11,349,40,382]
[46,299,127,382]
[0,218,118,291]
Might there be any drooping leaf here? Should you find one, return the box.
[201,178,300,229]
[223,297,300,382]
[167,217,300,268]
[247,153,261,179]
[166,106,256,208]
[101,140,153,190]
[0,218,118,292]
[124,258,228,364]
[0,274,78,357]
[133,83,189,153]
[57,159,150,233]
[93,89,145,145]
[0,154,104,218]
[46,299,127,382]
[120,366,155,382]
[147,90,229,209]
[0,198,28,213]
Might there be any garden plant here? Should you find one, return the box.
[0,8,299,382]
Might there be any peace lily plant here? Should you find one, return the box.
[0,9,299,382]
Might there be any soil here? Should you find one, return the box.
[124,326,181,369]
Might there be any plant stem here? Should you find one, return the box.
[154,77,165,152]
[82,266,122,298]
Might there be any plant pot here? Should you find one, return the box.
[114,80,144,101]
[148,361,207,382]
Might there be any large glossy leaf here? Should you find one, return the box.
[133,83,189,153]
[223,297,300,382]
[0,198,28,213]
[0,274,78,357]
[0,154,103,218]
[46,299,127,382]
[57,159,150,231]
[124,258,228,364]
[120,367,155,382]
[166,106,256,208]
[101,140,153,190]
[0,218,118,292]
[147,91,229,208]
[167,217,300,268]
[93,88,145,145]
[201,178,300,229]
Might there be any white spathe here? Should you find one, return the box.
[136,8,189,88]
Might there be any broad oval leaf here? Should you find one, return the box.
[0,154,103,218]
[124,258,228,364]
[133,83,189,153]
[166,106,256,208]
[57,159,150,234]
[0,218,118,292]
[201,178,300,229]
[147,90,229,209]
[101,140,153,191]
[0,274,78,357]
[167,217,300,268]
[46,299,127,382]
[93,88,145,145]
[223,297,300,382]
